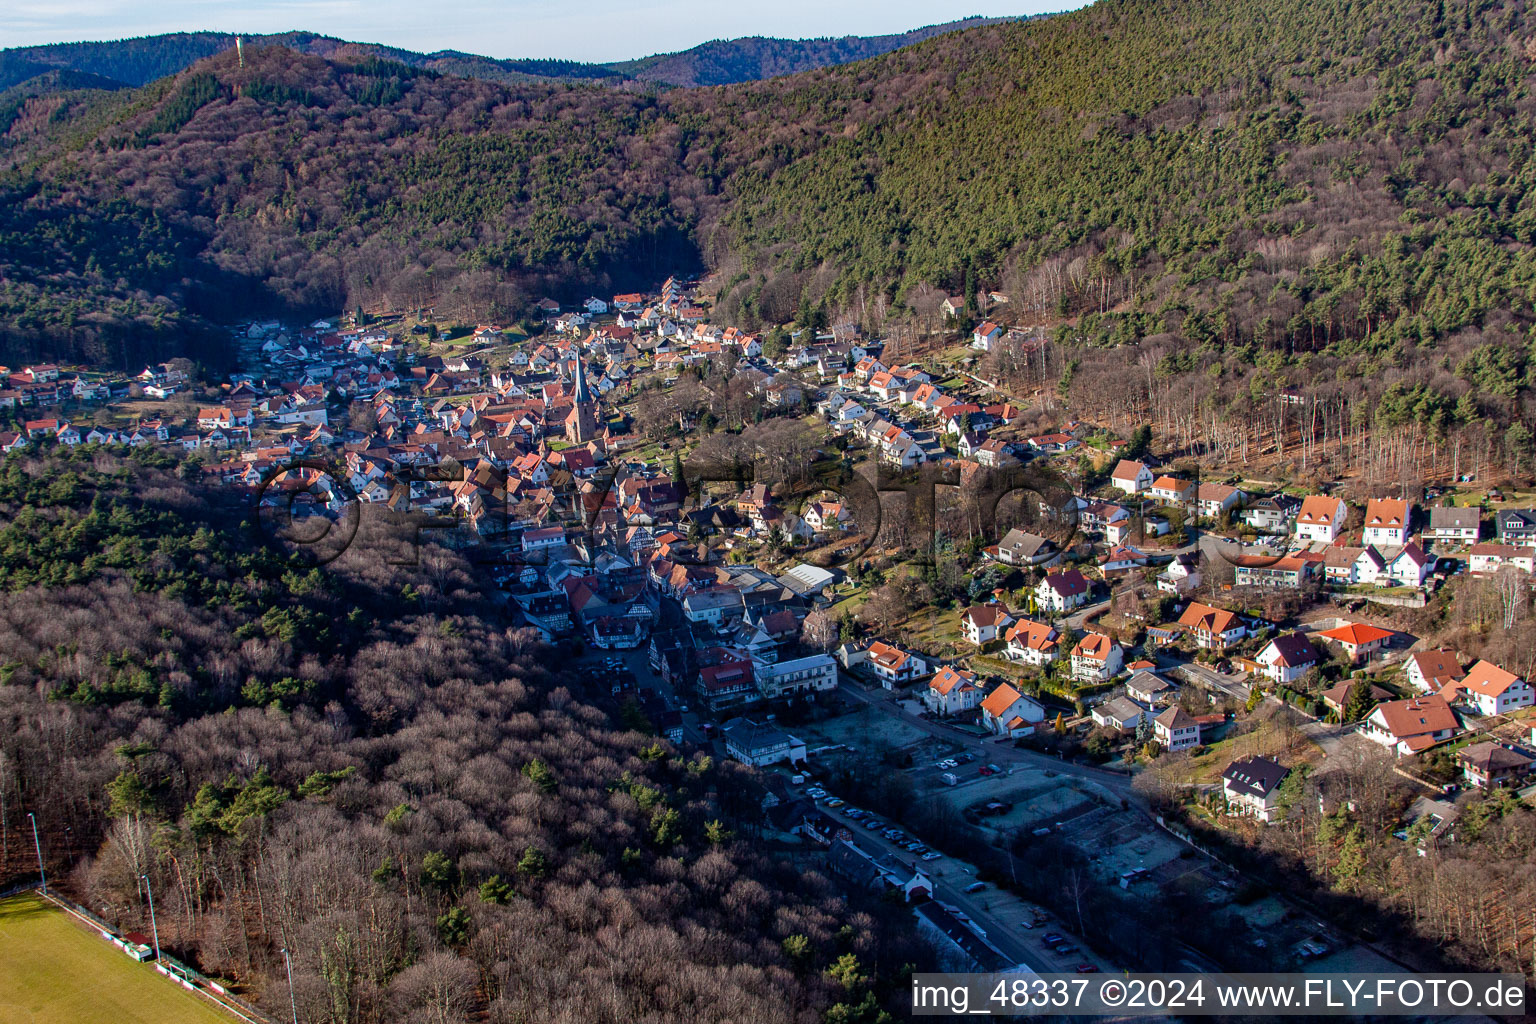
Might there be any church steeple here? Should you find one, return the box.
[571,354,594,405]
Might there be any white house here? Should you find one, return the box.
[1405,649,1462,693]
[1362,498,1412,547]
[961,603,1014,646]
[980,683,1045,737]
[863,640,930,688]
[1153,707,1200,751]
[1444,660,1533,717]
[721,718,806,766]
[1253,633,1320,685]
[1221,756,1290,823]
[926,666,983,715]
[1362,694,1459,756]
[1092,697,1147,731]
[1176,602,1246,650]
[1003,618,1061,666]
[1110,460,1154,495]
[1295,496,1348,544]
[1035,570,1090,614]
[1070,633,1123,683]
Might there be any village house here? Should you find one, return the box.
[1361,694,1460,756]
[1426,507,1481,546]
[1405,649,1463,693]
[1070,632,1123,683]
[1153,707,1200,751]
[1457,743,1534,789]
[1362,498,1412,546]
[1295,495,1348,544]
[1494,509,1536,545]
[1221,756,1290,823]
[926,666,983,715]
[1234,552,1315,589]
[961,603,1014,646]
[1314,622,1395,664]
[860,640,930,688]
[1110,459,1154,495]
[1240,494,1301,532]
[1157,553,1202,594]
[721,718,806,766]
[1035,569,1091,614]
[1196,483,1246,519]
[994,528,1061,568]
[980,683,1045,737]
[1443,660,1534,717]
[1125,670,1177,705]
[1003,618,1061,667]
[1177,602,1246,649]
[1467,543,1536,575]
[1253,632,1320,684]
[1092,696,1147,731]
[1149,475,1195,505]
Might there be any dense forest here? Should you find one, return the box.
[0,448,921,1023]
[3,0,1536,475]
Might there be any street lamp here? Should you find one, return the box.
[141,874,162,964]
[26,812,45,894]
[280,946,299,1024]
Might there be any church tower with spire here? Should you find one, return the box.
[565,354,599,444]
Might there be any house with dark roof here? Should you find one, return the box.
[994,528,1061,568]
[1426,506,1481,546]
[1254,632,1320,684]
[1456,743,1534,789]
[1221,756,1290,822]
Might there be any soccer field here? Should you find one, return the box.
[0,892,238,1024]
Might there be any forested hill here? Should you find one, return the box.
[0,17,1016,93]
[3,0,1536,391]
[608,17,1012,87]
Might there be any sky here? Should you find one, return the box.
[2,1,1084,63]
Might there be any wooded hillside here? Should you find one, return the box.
[0,448,917,1022]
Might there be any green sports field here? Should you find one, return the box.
[0,892,236,1024]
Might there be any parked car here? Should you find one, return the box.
[964,882,987,894]
[1043,934,1064,945]
[921,851,942,861]
[825,797,844,808]
[1076,964,1100,974]
[1055,945,1079,956]
[864,820,882,830]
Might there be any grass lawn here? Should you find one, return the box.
[0,893,235,1024]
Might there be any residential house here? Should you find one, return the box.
[1153,707,1200,751]
[721,718,806,766]
[1110,460,1154,495]
[1035,570,1091,614]
[1240,494,1301,532]
[1443,660,1534,717]
[1158,553,1202,594]
[1405,649,1463,694]
[1177,602,1246,649]
[1321,680,1390,718]
[1314,622,1395,664]
[1254,633,1320,684]
[682,587,745,627]
[1196,483,1246,519]
[980,684,1045,737]
[1003,618,1061,667]
[1149,476,1195,505]
[1494,509,1536,545]
[1092,697,1147,731]
[1071,633,1123,683]
[755,654,838,701]
[1234,553,1314,590]
[1383,543,1432,588]
[1362,694,1459,756]
[1362,498,1412,547]
[971,321,1003,351]
[994,529,1061,568]
[961,603,1014,646]
[1468,543,1536,575]
[1100,544,1150,573]
[1125,670,1177,706]
[1295,495,1348,544]
[1221,756,1290,823]
[926,666,983,715]
[863,640,929,688]
[1426,507,1481,546]
[1457,743,1534,789]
